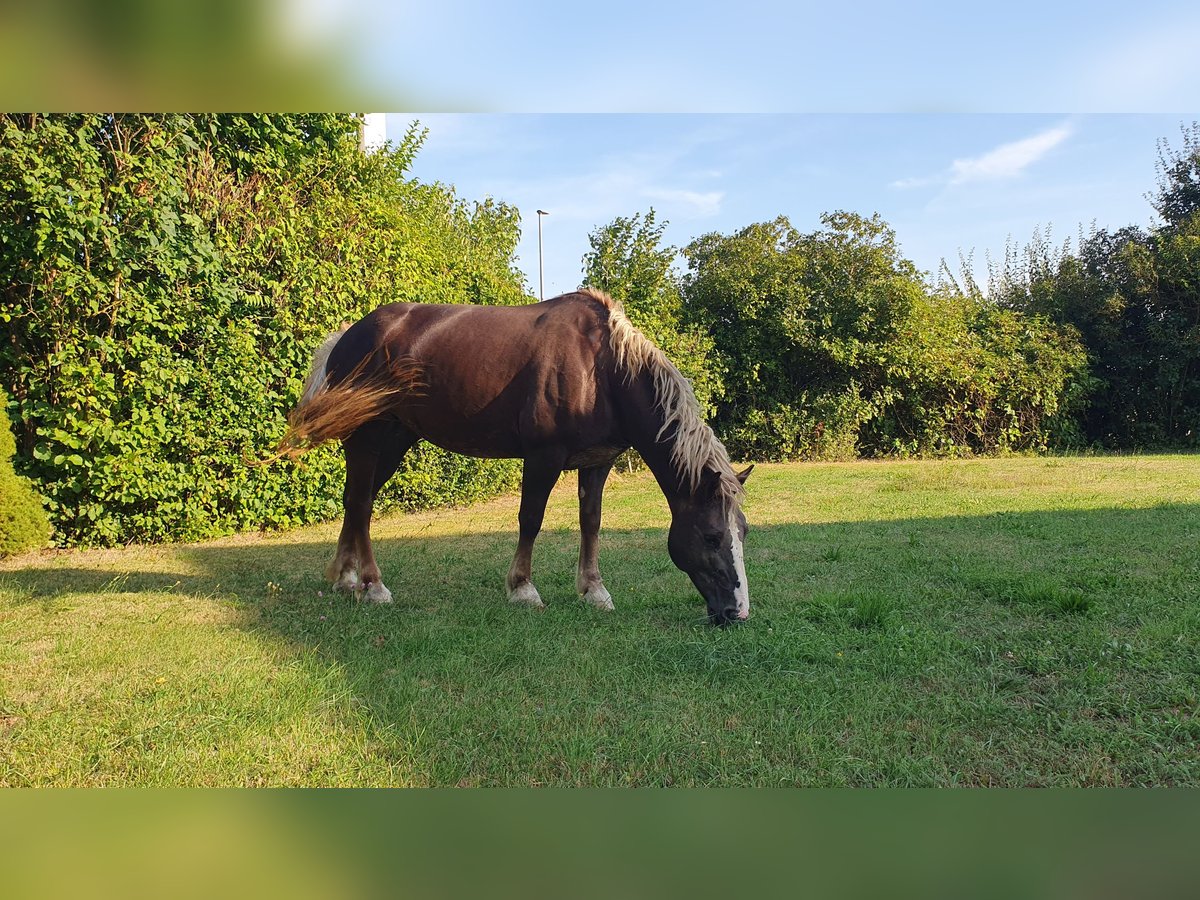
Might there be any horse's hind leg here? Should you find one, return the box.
[576,463,615,611]
[327,420,417,603]
[506,455,564,609]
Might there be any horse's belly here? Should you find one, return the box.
[398,408,525,458]
[397,385,616,462]
[563,445,626,469]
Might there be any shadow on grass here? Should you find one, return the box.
[4,501,1199,785]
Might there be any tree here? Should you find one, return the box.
[581,209,722,417]
[682,212,925,458]
[1151,121,1200,232]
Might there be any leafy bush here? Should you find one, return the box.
[869,290,1092,456]
[720,392,874,461]
[0,389,50,556]
[0,114,524,547]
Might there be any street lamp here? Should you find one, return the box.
[536,209,549,301]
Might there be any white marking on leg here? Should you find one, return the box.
[365,581,393,604]
[333,570,361,593]
[577,562,614,611]
[508,582,545,609]
[582,584,614,611]
[730,509,750,620]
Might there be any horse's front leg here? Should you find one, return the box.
[506,455,564,609]
[576,463,615,611]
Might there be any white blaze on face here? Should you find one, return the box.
[729,509,749,620]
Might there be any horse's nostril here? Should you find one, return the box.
[709,604,742,626]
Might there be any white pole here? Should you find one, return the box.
[361,113,387,153]
[536,209,549,301]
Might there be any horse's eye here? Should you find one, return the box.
[703,532,723,548]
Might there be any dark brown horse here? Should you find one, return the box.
[280,289,752,625]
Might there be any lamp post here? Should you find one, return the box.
[536,209,549,301]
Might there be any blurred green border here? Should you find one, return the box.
[0,1,403,111]
[2,790,1198,899]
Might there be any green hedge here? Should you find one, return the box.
[868,292,1092,456]
[681,213,1091,459]
[0,114,523,547]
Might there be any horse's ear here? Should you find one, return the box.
[700,468,724,495]
[736,465,755,485]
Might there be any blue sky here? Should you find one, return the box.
[356,2,1200,112]
[387,114,1193,298]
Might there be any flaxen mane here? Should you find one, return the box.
[579,287,743,507]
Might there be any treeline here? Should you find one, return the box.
[585,124,1200,460]
[1,113,525,548]
[585,210,1090,460]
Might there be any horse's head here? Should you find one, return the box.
[668,465,754,626]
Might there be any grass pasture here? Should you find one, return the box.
[2,455,1199,786]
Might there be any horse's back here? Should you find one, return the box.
[333,294,604,366]
[329,294,620,458]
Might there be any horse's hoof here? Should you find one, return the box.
[365,582,393,604]
[582,585,614,611]
[508,582,545,609]
[333,572,360,593]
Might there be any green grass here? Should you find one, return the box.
[2,455,1199,786]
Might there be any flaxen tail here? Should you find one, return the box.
[270,328,424,461]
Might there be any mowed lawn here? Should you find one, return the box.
[2,456,1198,786]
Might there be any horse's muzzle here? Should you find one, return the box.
[709,605,748,627]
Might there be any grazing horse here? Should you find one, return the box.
[279,288,752,625]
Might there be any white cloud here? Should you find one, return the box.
[948,123,1073,184]
[489,152,725,225]
[891,121,1074,190]
[643,187,724,217]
